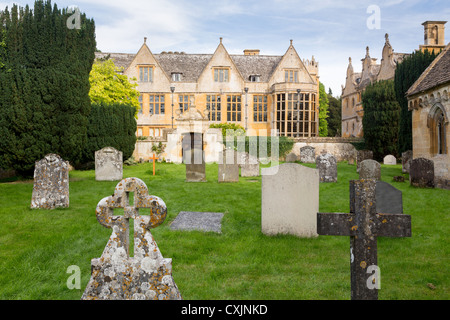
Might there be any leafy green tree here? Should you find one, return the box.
[89,59,140,117]
[326,88,342,137]
[394,49,438,154]
[362,80,401,160]
[318,82,329,137]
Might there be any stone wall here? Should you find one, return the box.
[289,137,361,162]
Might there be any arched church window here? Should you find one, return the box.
[428,104,447,155]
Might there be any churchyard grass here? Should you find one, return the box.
[0,162,448,299]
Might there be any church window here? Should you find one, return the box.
[207,95,222,121]
[139,66,153,82]
[428,104,447,155]
[253,95,268,122]
[149,94,165,115]
[214,68,229,82]
[226,95,241,122]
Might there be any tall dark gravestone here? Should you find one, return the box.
[182,132,206,182]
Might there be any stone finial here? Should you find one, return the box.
[144,37,147,43]
[366,46,370,56]
[220,37,223,44]
[385,33,390,44]
[290,39,293,46]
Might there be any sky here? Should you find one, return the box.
[1,0,449,96]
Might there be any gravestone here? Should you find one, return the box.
[383,155,396,165]
[409,157,435,188]
[170,211,224,233]
[375,181,403,214]
[238,152,260,177]
[359,159,381,180]
[402,150,412,173]
[31,154,69,209]
[285,152,298,162]
[262,163,319,238]
[300,146,315,163]
[317,179,411,300]
[218,149,239,182]
[95,147,123,181]
[183,132,206,182]
[357,150,373,172]
[82,177,182,300]
[316,153,337,182]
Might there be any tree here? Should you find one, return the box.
[0,1,96,176]
[89,58,140,117]
[362,80,401,160]
[394,49,438,154]
[326,88,342,137]
[318,82,329,137]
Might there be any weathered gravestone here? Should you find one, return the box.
[31,154,69,209]
[170,211,224,233]
[317,179,411,300]
[383,155,396,165]
[238,152,259,177]
[82,177,182,300]
[183,132,206,182]
[359,159,381,180]
[402,150,412,174]
[357,150,373,172]
[262,163,319,238]
[300,146,315,163]
[409,157,435,188]
[218,149,239,182]
[95,147,123,181]
[316,153,337,182]
[285,152,298,162]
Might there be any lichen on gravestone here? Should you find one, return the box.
[81,177,182,300]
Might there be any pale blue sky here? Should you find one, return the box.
[1,0,449,95]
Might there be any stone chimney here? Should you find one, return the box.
[244,49,260,56]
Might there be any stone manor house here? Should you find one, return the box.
[341,21,447,138]
[95,38,320,140]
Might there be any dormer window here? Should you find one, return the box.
[249,75,260,82]
[172,72,182,82]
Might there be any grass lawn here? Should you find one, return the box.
[0,161,448,300]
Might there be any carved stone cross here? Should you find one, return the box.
[317,179,411,300]
[82,177,182,300]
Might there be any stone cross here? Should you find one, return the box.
[317,179,411,300]
[82,177,182,300]
[151,153,157,176]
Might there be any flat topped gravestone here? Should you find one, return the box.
[317,179,411,300]
[262,163,319,238]
[285,152,298,162]
[95,147,123,181]
[31,154,69,209]
[183,132,206,182]
[409,157,435,188]
[170,211,224,233]
[82,177,182,300]
[315,153,337,182]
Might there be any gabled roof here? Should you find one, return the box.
[95,41,314,84]
[406,43,450,97]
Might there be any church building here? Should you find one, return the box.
[95,38,320,138]
[341,21,447,138]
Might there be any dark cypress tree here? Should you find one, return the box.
[0,1,95,176]
[362,80,401,161]
[395,49,438,155]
